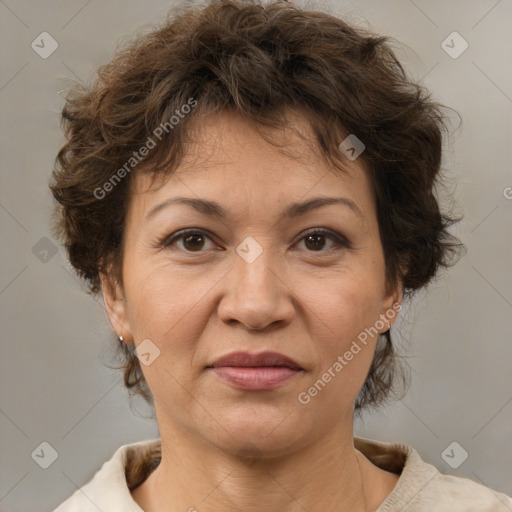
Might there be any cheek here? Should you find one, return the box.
[304,271,385,400]
[123,260,223,355]
[124,258,177,322]
[122,266,208,402]
[313,272,384,344]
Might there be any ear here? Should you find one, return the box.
[99,271,133,343]
[378,279,403,333]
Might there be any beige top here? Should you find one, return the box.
[53,437,512,511]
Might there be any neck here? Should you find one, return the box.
[133,420,382,512]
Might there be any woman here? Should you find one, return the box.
[50,0,512,510]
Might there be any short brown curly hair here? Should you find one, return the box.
[50,0,462,412]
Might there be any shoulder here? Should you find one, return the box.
[405,470,512,511]
[355,436,512,511]
[423,472,512,510]
[52,439,161,512]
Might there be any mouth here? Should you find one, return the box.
[206,351,304,391]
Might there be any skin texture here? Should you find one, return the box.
[101,110,402,512]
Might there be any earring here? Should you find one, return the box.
[118,335,124,342]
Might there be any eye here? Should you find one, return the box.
[163,229,216,252]
[294,228,348,253]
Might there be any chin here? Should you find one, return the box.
[206,405,312,457]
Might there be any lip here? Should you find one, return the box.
[207,351,304,391]
[210,351,303,370]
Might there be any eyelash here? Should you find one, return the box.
[160,228,349,255]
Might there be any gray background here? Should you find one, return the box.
[0,0,511,510]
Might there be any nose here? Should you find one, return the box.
[217,243,295,331]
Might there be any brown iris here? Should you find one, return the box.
[304,233,326,251]
[183,233,205,251]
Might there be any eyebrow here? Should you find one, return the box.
[146,195,364,222]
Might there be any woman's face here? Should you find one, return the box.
[103,110,401,457]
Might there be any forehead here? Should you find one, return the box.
[129,110,374,221]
